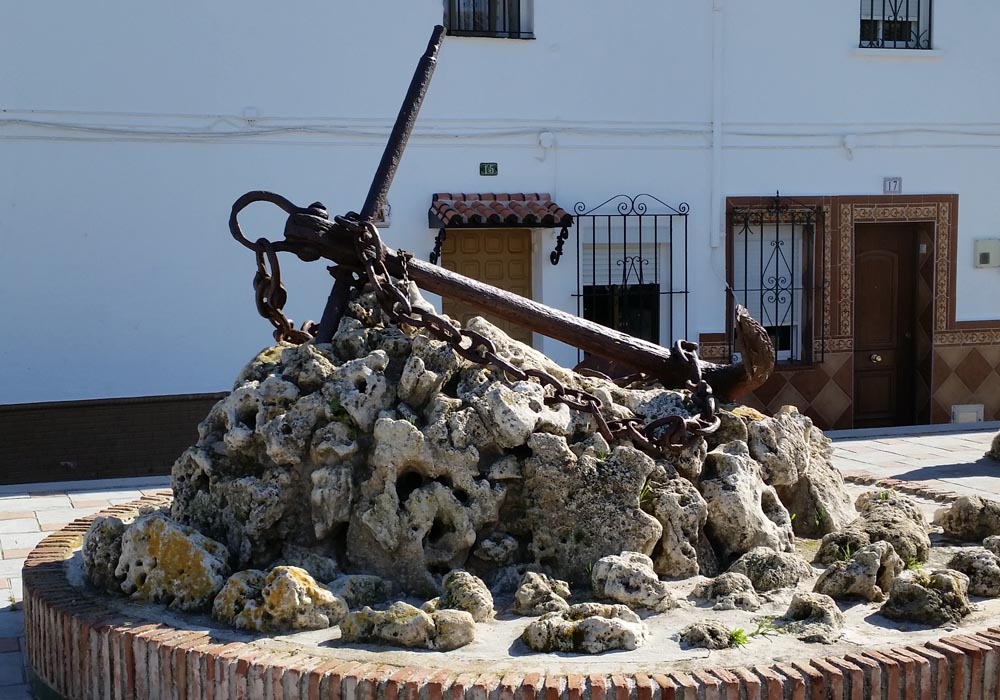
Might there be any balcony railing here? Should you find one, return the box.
[860,0,932,49]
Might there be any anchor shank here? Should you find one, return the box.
[359,25,446,223]
[397,256,766,400]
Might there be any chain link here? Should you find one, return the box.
[231,192,319,344]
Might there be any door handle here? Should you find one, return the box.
[870,353,883,364]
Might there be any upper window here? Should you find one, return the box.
[860,0,932,49]
[444,0,534,39]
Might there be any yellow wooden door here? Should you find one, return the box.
[441,229,534,346]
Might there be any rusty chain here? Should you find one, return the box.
[334,212,720,454]
[230,191,323,343]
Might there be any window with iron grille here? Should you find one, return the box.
[573,195,691,359]
[444,0,534,39]
[726,197,826,365]
[860,0,932,49]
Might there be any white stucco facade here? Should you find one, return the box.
[2,0,999,405]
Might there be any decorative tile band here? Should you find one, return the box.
[22,494,1000,700]
[936,331,1000,346]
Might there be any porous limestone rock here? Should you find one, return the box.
[82,515,127,592]
[340,602,475,651]
[746,406,811,486]
[814,531,873,566]
[947,548,1000,597]
[437,570,494,622]
[699,442,794,564]
[469,381,572,449]
[472,532,520,566]
[270,543,340,583]
[513,571,571,616]
[212,566,348,632]
[642,469,711,578]
[820,500,931,566]
[591,551,675,612]
[327,575,394,609]
[985,535,1000,558]
[987,432,1000,461]
[679,621,732,650]
[813,541,904,603]
[856,491,928,531]
[756,407,855,538]
[115,512,230,612]
[171,445,292,570]
[310,462,355,540]
[690,572,761,611]
[522,437,663,584]
[855,507,931,564]
[728,547,814,592]
[428,609,479,651]
[344,413,506,596]
[777,592,844,644]
[880,569,972,625]
[521,603,648,654]
[934,496,1000,541]
[704,409,749,450]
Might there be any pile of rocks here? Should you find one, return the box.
[76,289,1000,653]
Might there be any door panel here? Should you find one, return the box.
[853,224,917,428]
[442,229,534,346]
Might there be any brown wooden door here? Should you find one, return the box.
[441,229,534,346]
[853,223,918,428]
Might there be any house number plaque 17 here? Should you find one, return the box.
[883,177,902,194]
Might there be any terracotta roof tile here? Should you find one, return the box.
[429,193,573,228]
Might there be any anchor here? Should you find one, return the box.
[228,26,775,452]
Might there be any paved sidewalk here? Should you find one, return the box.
[4,423,1000,697]
[0,475,170,699]
[828,421,1000,500]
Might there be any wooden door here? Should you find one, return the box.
[853,223,917,428]
[441,229,534,346]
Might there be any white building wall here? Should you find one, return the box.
[2,0,999,403]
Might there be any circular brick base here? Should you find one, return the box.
[23,478,1000,700]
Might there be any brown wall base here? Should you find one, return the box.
[0,393,225,484]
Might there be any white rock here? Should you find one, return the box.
[591,551,675,612]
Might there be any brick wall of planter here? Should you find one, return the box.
[22,483,1000,700]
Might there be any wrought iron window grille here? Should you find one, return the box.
[726,193,827,366]
[444,0,534,39]
[860,0,932,49]
[573,194,690,356]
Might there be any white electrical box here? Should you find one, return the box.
[951,404,984,423]
[974,240,1000,268]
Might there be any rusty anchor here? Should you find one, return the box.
[227,26,775,452]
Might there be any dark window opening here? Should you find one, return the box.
[764,325,793,353]
[444,0,533,39]
[583,284,660,345]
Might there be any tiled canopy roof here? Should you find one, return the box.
[429,193,573,228]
